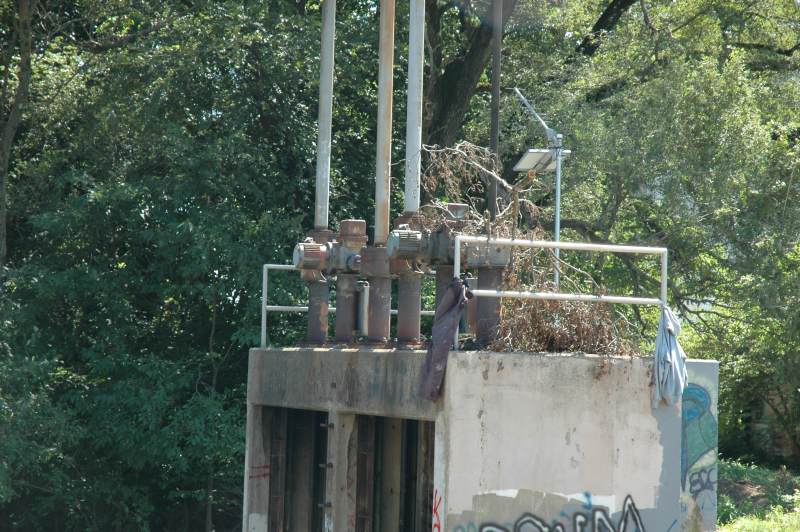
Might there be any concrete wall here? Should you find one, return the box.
[433,352,711,532]
[244,348,719,532]
[681,361,719,532]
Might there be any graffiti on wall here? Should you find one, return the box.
[681,384,718,489]
[452,494,645,532]
[681,381,718,528]
[433,488,443,532]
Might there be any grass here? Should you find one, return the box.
[719,508,800,531]
[717,459,800,531]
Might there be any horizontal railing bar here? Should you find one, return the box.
[469,289,662,306]
[456,235,667,255]
[266,305,435,316]
[264,263,298,271]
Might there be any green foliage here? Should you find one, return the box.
[717,459,800,524]
[1,0,799,528]
[719,509,800,532]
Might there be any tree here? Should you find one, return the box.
[0,0,34,266]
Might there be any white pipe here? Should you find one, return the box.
[554,133,563,288]
[374,0,396,244]
[314,0,336,230]
[455,235,667,255]
[359,283,370,336]
[470,289,662,306]
[261,265,268,347]
[452,235,669,349]
[660,251,668,306]
[403,0,424,213]
[261,264,297,347]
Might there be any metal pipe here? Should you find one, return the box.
[488,0,502,220]
[397,273,422,344]
[404,0,425,213]
[358,281,370,336]
[315,0,336,230]
[261,265,268,347]
[455,235,668,255]
[374,0,396,245]
[335,273,359,342]
[307,281,330,343]
[476,267,503,346]
[554,133,563,288]
[470,290,662,306]
[259,264,435,345]
[452,235,669,349]
[266,305,434,317]
[660,251,668,306]
[261,264,298,347]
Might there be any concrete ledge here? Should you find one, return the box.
[248,348,658,421]
[248,347,438,420]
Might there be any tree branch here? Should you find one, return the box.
[731,41,800,56]
[576,0,638,56]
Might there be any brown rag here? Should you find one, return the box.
[418,278,472,400]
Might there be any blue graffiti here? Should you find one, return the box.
[681,384,718,488]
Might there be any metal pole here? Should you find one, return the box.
[315,0,336,230]
[261,265,268,348]
[396,0,425,346]
[452,239,462,350]
[660,251,668,307]
[488,0,502,221]
[554,133,563,288]
[404,0,424,214]
[374,0,396,245]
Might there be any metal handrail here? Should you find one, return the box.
[452,235,669,349]
[260,264,435,347]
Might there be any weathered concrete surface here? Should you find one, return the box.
[245,348,719,531]
[682,360,719,532]
[248,347,435,420]
[436,352,683,532]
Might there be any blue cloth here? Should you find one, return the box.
[652,306,688,408]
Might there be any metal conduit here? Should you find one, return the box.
[373,0,396,246]
[314,0,336,230]
[404,0,424,214]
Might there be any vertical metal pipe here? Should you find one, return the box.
[315,0,336,230]
[307,281,329,343]
[374,0,396,245]
[476,267,503,347]
[397,273,422,344]
[404,0,424,214]
[396,0,426,345]
[363,246,391,343]
[554,133,563,288]
[261,265,268,348]
[358,281,370,336]
[368,276,392,342]
[335,273,359,343]
[660,251,668,306]
[488,0,502,220]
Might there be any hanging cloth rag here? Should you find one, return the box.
[418,278,472,401]
[652,306,688,408]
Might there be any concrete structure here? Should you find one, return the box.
[681,361,719,532]
[243,348,718,531]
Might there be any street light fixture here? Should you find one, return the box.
[510,87,569,288]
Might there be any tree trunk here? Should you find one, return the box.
[423,0,518,147]
[0,0,35,266]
